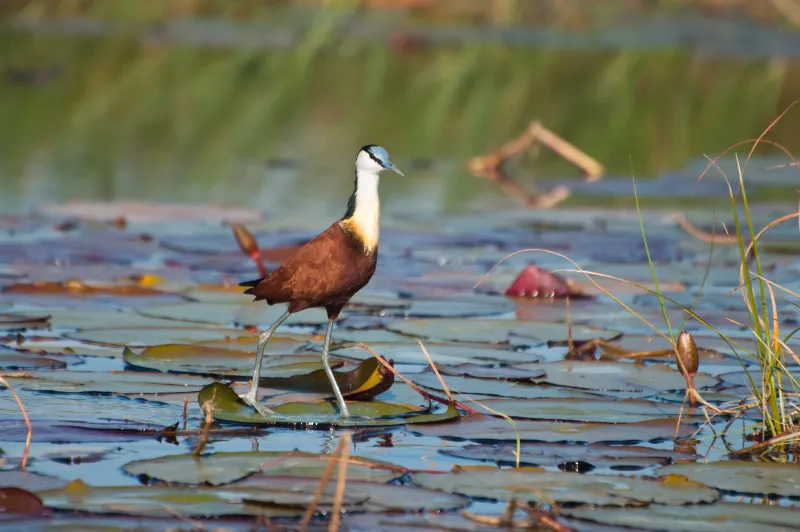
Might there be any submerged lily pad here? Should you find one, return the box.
[412,414,694,443]
[330,342,543,365]
[139,301,333,326]
[67,326,251,346]
[442,441,692,469]
[0,370,213,394]
[124,451,403,485]
[198,380,459,427]
[519,360,719,393]
[410,469,718,506]
[564,502,800,532]
[387,318,620,345]
[659,462,800,496]
[471,398,700,423]
[123,344,342,378]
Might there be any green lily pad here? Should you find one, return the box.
[0,370,213,394]
[67,326,252,347]
[139,301,333,326]
[471,398,702,423]
[236,476,469,512]
[123,344,343,378]
[40,310,199,331]
[519,360,719,393]
[124,451,403,485]
[436,363,546,381]
[564,502,800,532]
[442,441,693,469]
[411,414,695,443]
[198,380,459,427]
[412,373,602,400]
[38,481,303,518]
[387,318,620,345]
[658,462,800,496]
[410,469,718,506]
[330,342,543,365]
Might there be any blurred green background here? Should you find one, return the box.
[1,0,800,221]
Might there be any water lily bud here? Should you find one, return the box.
[230,223,259,258]
[676,331,699,378]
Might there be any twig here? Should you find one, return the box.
[329,432,351,532]
[193,398,214,456]
[672,213,737,244]
[0,376,31,470]
[418,340,452,402]
[299,438,343,532]
[182,396,188,430]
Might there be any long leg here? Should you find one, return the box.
[321,318,350,418]
[239,309,291,415]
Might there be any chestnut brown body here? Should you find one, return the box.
[240,223,377,320]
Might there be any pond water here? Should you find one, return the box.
[1,3,800,531]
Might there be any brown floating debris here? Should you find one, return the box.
[467,120,603,209]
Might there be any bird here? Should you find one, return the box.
[239,145,403,418]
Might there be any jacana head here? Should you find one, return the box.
[357,145,404,176]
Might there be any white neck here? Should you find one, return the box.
[343,168,380,252]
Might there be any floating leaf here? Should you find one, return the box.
[0,487,47,515]
[0,370,213,394]
[381,298,513,318]
[123,344,343,378]
[436,363,546,381]
[236,476,469,512]
[0,471,68,492]
[124,451,404,485]
[411,414,695,443]
[564,502,800,532]
[413,373,601,400]
[330,342,543,365]
[198,381,459,427]
[442,441,693,470]
[470,398,701,423]
[0,353,68,371]
[410,469,718,506]
[659,462,800,496]
[67,327,252,347]
[0,313,50,330]
[139,301,334,327]
[387,318,619,345]
[518,360,719,394]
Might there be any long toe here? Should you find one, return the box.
[238,393,273,416]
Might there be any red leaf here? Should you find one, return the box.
[504,264,585,299]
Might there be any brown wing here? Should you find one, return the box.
[242,223,377,309]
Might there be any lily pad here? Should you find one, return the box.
[410,469,718,506]
[67,327,252,347]
[198,380,459,427]
[412,373,602,400]
[411,414,695,443]
[442,441,693,469]
[123,344,343,378]
[0,353,68,371]
[0,370,213,394]
[124,451,403,485]
[139,301,333,327]
[387,318,620,345]
[659,461,800,496]
[236,476,469,512]
[520,360,719,393]
[330,342,543,365]
[564,502,800,532]
[471,398,701,423]
[436,363,546,381]
[381,298,513,318]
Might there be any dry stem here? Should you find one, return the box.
[0,375,31,470]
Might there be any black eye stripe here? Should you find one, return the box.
[366,150,385,167]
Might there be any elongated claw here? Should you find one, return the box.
[238,390,275,416]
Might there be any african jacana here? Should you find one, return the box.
[239,145,403,418]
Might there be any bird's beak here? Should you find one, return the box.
[387,163,404,176]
